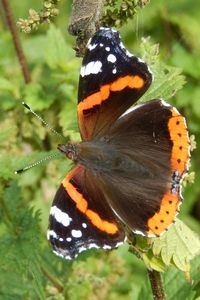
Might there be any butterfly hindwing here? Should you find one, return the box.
[95,99,190,236]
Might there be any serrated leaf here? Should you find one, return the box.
[0,182,45,299]
[152,219,200,272]
[23,82,54,111]
[130,220,200,274]
[44,24,75,70]
[139,40,185,103]
[163,256,200,300]
[148,64,185,101]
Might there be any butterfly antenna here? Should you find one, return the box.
[22,101,65,140]
[15,151,62,174]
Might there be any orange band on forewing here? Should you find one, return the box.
[62,171,118,235]
[100,84,110,100]
[168,109,190,174]
[78,75,145,115]
[147,192,179,236]
[110,75,144,91]
[129,75,145,89]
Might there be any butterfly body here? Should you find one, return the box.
[48,28,190,260]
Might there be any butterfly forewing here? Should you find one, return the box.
[78,28,152,140]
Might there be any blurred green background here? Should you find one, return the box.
[0,1,199,299]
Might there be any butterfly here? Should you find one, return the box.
[47,27,190,260]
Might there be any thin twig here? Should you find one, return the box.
[1,0,31,83]
[147,269,166,300]
[41,263,63,293]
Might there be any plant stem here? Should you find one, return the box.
[147,269,166,300]
[1,0,31,83]
[41,264,63,293]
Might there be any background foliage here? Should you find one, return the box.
[0,0,200,299]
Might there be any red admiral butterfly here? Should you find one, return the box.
[47,27,191,259]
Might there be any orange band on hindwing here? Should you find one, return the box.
[168,109,190,174]
[147,106,190,236]
[147,192,180,236]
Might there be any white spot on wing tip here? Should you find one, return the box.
[80,61,102,77]
[107,54,116,63]
[50,206,72,227]
[71,229,82,238]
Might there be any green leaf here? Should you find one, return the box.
[0,125,17,144]
[139,39,185,103]
[171,44,200,79]
[129,219,200,276]
[168,14,200,53]
[163,256,200,300]
[44,24,76,70]
[23,82,54,111]
[0,182,45,299]
[1,1,200,298]
[0,77,14,92]
[152,219,200,273]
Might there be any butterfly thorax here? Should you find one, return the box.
[58,141,151,177]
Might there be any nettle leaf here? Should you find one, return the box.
[131,219,200,275]
[44,24,76,71]
[23,82,54,111]
[139,39,185,103]
[149,64,185,101]
[0,182,45,299]
[152,219,200,273]
[163,256,200,300]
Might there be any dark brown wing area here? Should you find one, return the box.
[95,99,190,236]
[78,28,152,140]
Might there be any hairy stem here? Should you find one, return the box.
[147,269,166,300]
